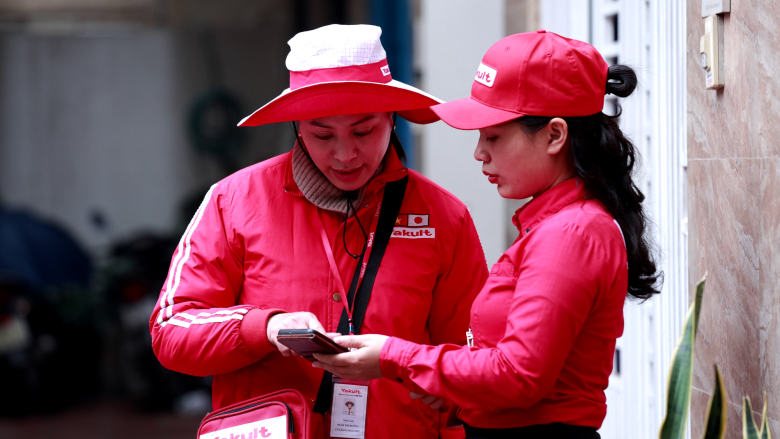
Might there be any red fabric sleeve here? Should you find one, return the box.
[380,221,606,410]
[149,183,285,377]
[427,208,488,346]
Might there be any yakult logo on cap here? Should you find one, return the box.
[475,62,497,87]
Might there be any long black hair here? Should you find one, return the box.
[517,65,662,301]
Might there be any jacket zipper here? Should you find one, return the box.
[209,400,295,435]
[284,188,306,198]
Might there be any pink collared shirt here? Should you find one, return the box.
[380,178,628,429]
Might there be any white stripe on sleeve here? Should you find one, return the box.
[158,183,218,323]
[160,312,245,328]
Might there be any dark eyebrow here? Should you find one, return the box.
[308,115,375,129]
[309,120,332,128]
[350,115,375,126]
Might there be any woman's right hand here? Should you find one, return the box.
[266,312,327,357]
[409,392,447,411]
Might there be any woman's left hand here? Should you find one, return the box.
[312,334,389,381]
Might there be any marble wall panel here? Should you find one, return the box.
[759,158,780,420]
[690,387,706,437]
[687,0,780,161]
[688,158,762,399]
[687,14,748,160]
[688,0,780,435]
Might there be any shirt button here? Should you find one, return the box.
[333,293,342,303]
[525,228,531,234]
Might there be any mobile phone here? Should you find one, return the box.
[276,329,348,361]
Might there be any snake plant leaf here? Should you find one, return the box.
[702,364,727,439]
[693,273,707,336]
[744,397,761,439]
[658,275,707,439]
[760,393,771,439]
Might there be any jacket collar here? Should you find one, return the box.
[283,144,408,209]
[512,177,588,235]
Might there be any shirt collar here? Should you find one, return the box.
[512,178,588,235]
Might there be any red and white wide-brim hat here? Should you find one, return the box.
[238,24,443,127]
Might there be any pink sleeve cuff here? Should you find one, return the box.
[240,308,286,357]
[380,337,418,387]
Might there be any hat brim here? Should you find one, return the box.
[431,97,525,130]
[238,80,444,126]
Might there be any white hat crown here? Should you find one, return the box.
[286,24,388,72]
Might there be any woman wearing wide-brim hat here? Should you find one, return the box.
[149,24,488,439]
[314,31,662,438]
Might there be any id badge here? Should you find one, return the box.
[330,377,369,438]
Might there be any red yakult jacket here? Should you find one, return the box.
[149,148,488,439]
[380,178,628,429]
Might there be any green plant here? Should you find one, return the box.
[658,274,772,439]
[658,274,706,439]
[701,364,727,439]
[743,395,772,439]
[657,274,773,439]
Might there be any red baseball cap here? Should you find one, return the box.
[431,30,609,130]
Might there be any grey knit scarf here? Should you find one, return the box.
[291,143,383,216]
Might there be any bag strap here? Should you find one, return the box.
[312,176,408,414]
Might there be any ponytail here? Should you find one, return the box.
[517,65,662,301]
[605,64,638,98]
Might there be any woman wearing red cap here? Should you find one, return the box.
[314,31,662,438]
[149,25,488,439]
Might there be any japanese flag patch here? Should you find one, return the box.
[393,214,434,239]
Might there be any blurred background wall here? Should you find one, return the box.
[0,1,294,253]
[416,0,509,267]
[0,1,702,439]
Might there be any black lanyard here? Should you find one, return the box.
[312,175,408,414]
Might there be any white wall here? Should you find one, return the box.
[542,1,689,438]
[0,30,196,252]
[0,19,292,255]
[540,0,590,42]
[417,0,507,265]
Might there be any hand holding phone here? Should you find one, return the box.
[266,312,327,357]
[276,329,348,361]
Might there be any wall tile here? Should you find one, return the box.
[727,400,750,439]
[767,417,780,437]
[687,0,780,161]
[690,387,709,437]
[759,158,780,415]
[688,1,780,436]
[687,15,747,160]
[688,157,763,413]
[689,388,763,439]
